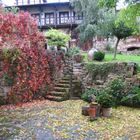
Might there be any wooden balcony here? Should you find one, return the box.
[35,16,83,29]
[16,0,70,6]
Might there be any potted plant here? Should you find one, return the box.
[96,90,115,117]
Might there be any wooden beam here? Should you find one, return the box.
[16,0,18,5]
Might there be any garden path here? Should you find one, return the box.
[0,100,140,140]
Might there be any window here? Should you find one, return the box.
[59,12,69,24]
[31,13,40,25]
[73,12,83,20]
[45,13,54,25]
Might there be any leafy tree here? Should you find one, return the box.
[99,0,139,8]
[112,21,133,59]
[98,0,118,9]
[95,9,116,39]
[125,0,140,4]
[5,6,19,14]
[117,3,140,34]
[71,0,100,43]
[45,29,70,50]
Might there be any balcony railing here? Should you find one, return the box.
[16,0,70,6]
[35,16,83,27]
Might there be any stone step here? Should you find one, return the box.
[64,65,73,67]
[63,68,73,70]
[72,80,81,83]
[73,63,83,66]
[63,70,73,72]
[73,65,83,68]
[59,80,70,84]
[73,70,83,72]
[73,68,83,71]
[50,91,67,97]
[59,78,70,81]
[63,71,73,74]
[54,87,69,92]
[70,97,80,100]
[61,76,76,81]
[55,83,70,88]
[73,68,83,70]
[95,80,104,85]
[46,95,65,102]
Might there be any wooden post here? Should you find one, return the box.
[54,9,57,27]
[27,0,30,4]
[39,13,41,27]
[16,0,18,5]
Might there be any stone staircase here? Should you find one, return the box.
[46,58,74,101]
[46,76,71,102]
[46,58,86,102]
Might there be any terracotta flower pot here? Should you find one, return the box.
[88,107,97,120]
[102,108,112,117]
[89,102,101,117]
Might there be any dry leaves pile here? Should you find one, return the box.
[0,100,140,139]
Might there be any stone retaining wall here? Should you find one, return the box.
[73,62,139,90]
[0,78,11,105]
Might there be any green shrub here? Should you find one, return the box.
[96,89,115,108]
[45,29,70,48]
[107,78,126,106]
[93,51,105,61]
[135,64,140,73]
[121,86,140,107]
[67,47,80,57]
[86,63,114,81]
[3,73,14,86]
[81,88,99,102]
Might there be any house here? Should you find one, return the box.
[11,0,84,46]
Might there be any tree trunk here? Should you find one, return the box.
[113,38,120,60]
[57,46,61,51]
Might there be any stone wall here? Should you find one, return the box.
[0,78,11,105]
[73,62,139,90]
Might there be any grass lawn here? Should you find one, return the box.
[82,52,140,64]
[0,100,140,139]
[105,53,140,63]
